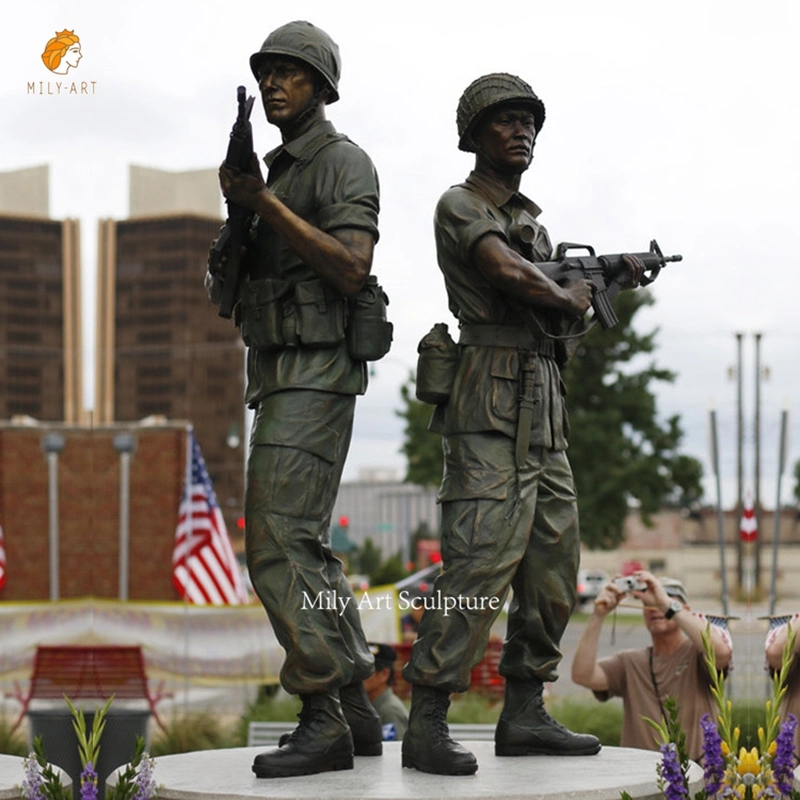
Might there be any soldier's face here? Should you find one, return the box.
[475,103,537,175]
[256,57,317,128]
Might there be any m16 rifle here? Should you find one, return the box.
[534,239,682,330]
[213,86,255,319]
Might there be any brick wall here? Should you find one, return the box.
[0,424,187,601]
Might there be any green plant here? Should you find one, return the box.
[149,711,236,756]
[550,698,624,747]
[0,714,28,757]
[19,696,155,800]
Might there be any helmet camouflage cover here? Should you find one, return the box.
[250,20,341,103]
[457,73,545,152]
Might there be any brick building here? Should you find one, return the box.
[0,166,83,424]
[95,167,245,539]
[0,420,189,601]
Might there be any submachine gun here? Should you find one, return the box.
[214,86,256,319]
[531,238,682,330]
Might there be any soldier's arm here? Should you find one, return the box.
[219,161,373,298]
[472,232,592,316]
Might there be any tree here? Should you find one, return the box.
[562,290,702,549]
[397,379,443,487]
[397,290,701,549]
[793,459,800,506]
[355,537,383,577]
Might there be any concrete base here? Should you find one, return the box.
[0,754,71,799]
[107,743,703,800]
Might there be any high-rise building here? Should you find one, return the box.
[95,166,245,538]
[0,165,83,423]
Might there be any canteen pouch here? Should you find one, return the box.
[239,278,292,351]
[415,322,459,405]
[346,275,393,361]
[294,278,347,347]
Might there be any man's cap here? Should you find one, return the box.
[250,21,341,103]
[369,642,397,671]
[660,577,688,605]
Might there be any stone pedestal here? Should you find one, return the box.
[0,754,71,799]
[107,742,703,799]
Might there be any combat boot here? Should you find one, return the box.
[339,680,383,756]
[252,692,353,778]
[278,681,383,756]
[494,678,601,756]
[401,684,478,775]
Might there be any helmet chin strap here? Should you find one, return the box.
[290,85,329,131]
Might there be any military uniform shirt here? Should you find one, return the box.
[244,119,380,408]
[430,170,570,452]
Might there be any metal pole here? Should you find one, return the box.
[754,332,762,588]
[42,434,65,601]
[184,426,194,715]
[113,434,136,601]
[735,333,744,588]
[769,407,789,615]
[709,408,729,615]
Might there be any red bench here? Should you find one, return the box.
[8,645,169,733]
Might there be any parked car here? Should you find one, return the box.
[576,568,610,606]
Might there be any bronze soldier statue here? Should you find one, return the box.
[205,21,385,778]
[402,74,643,775]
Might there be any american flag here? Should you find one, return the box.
[172,432,248,605]
[0,520,6,592]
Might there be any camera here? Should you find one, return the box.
[613,576,647,593]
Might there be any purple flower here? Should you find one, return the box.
[21,754,45,800]
[132,753,157,800]
[659,742,689,800]
[772,714,797,796]
[700,713,726,794]
[80,762,98,800]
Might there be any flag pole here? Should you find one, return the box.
[769,405,789,615]
[183,424,193,716]
[709,405,730,615]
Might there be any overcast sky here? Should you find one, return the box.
[5,0,800,510]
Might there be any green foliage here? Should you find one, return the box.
[0,714,27,756]
[562,290,700,549]
[549,697,624,746]
[370,551,409,586]
[793,458,800,504]
[397,379,443,487]
[355,537,382,577]
[149,711,233,756]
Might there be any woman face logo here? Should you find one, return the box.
[41,29,83,75]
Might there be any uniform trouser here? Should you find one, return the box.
[245,390,374,696]
[403,432,580,693]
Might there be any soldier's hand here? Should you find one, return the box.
[562,278,594,316]
[620,254,645,288]
[219,155,266,211]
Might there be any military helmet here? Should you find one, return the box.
[250,21,341,103]
[456,73,545,152]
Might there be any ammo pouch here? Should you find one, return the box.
[238,278,293,351]
[346,275,393,361]
[294,278,347,347]
[415,322,459,405]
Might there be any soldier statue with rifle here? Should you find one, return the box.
[402,73,679,776]
[205,20,391,780]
